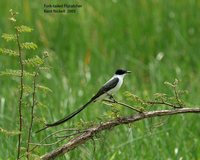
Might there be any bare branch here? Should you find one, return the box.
[146,101,182,108]
[40,107,200,160]
[103,99,143,112]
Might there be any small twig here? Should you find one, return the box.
[30,137,67,146]
[30,129,80,150]
[103,99,143,113]
[146,101,182,108]
[55,130,87,138]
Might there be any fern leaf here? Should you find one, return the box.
[0,69,34,77]
[37,85,52,93]
[8,9,18,22]
[39,66,50,71]
[0,48,19,56]
[23,56,44,66]
[9,17,16,22]
[24,71,35,77]
[0,69,21,76]
[22,84,33,95]
[36,101,47,109]
[0,127,20,136]
[15,25,33,33]
[164,81,175,88]
[1,33,16,42]
[21,42,37,50]
[9,9,18,16]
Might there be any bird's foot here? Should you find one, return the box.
[107,94,117,103]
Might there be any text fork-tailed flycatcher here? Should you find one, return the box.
[36,69,131,133]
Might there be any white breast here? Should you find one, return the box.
[95,74,125,101]
[108,74,124,94]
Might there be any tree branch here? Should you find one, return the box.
[40,107,200,159]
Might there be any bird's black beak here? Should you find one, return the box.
[126,71,131,74]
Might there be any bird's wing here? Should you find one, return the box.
[91,77,119,100]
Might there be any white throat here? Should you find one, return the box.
[114,74,126,80]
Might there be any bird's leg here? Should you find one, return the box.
[107,93,117,103]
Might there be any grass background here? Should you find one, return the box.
[0,0,200,159]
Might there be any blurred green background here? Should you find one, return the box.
[0,0,200,159]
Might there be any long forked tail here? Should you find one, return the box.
[36,100,93,133]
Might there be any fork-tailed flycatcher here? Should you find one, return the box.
[36,69,131,133]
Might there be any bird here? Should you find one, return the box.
[36,69,131,133]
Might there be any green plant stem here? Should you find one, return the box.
[16,31,24,159]
[26,55,48,158]
[26,72,37,159]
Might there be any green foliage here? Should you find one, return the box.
[0,69,21,77]
[153,93,167,101]
[0,9,50,159]
[1,33,16,42]
[0,69,34,77]
[39,66,51,71]
[8,9,18,22]
[125,91,145,105]
[124,79,188,110]
[21,42,38,50]
[9,17,16,22]
[0,48,18,56]
[22,84,33,95]
[0,127,20,136]
[37,85,52,93]
[103,110,120,119]
[23,56,44,66]
[15,25,33,33]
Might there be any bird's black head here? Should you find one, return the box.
[115,69,131,75]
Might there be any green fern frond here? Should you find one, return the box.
[21,42,37,50]
[1,33,16,42]
[36,101,48,109]
[15,25,33,33]
[9,9,18,16]
[0,127,20,136]
[0,69,35,77]
[0,69,21,76]
[9,9,18,22]
[22,84,33,95]
[154,93,167,98]
[0,48,19,56]
[164,81,175,88]
[39,66,50,71]
[23,56,44,66]
[9,17,16,22]
[24,71,35,77]
[37,85,52,93]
